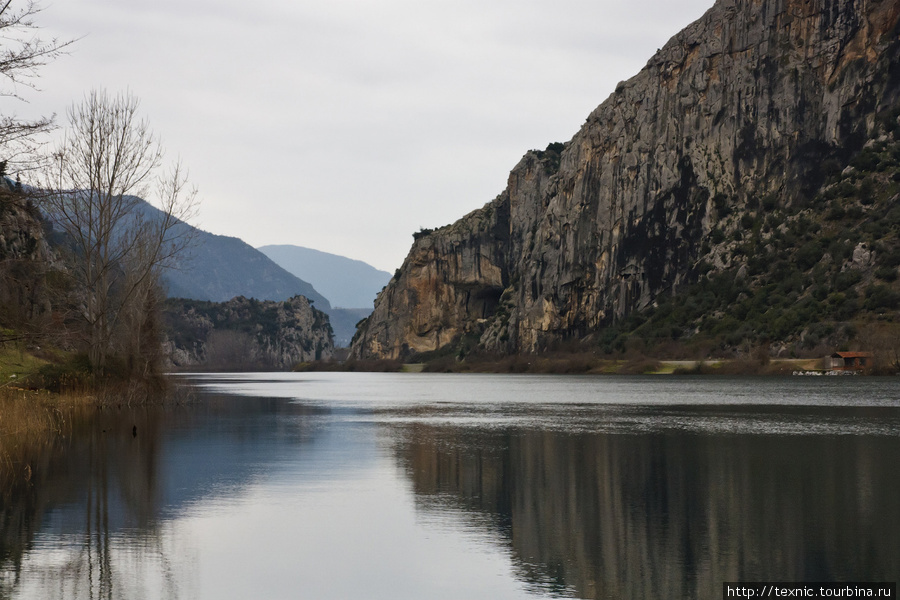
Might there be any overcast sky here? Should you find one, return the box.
[16,0,713,272]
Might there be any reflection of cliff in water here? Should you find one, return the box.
[393,425,900,599]
[0,395,326,599]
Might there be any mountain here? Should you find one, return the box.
[325,308,374,349]
[352,0,900,361]
[114,200,330,310]
[163,228,331,310]
[257,245,391,309]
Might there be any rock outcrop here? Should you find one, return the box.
[0,179,48,263]
[352,0,900,359]
[0,179,53,329]
[163,295,334,370]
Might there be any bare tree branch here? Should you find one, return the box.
[0,1,74,172]
[37,89,199,372]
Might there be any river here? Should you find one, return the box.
[2,373,899,599]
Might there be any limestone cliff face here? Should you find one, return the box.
[353,0,900,359]
[163,295,334,370]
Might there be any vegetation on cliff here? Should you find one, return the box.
[597,120,900,368]
[161,296,334,371]
[352,0,900,369]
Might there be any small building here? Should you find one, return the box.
[829,351,874,371]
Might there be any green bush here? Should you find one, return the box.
[740,214,757,230]
[32,354,93,393]
[879,247,900,267]
[713,193,731,217]
[846,205,864,219]
[850,151,880,172]
[864,284,900,312]
[826,202,846,220]
[834,180,857,198]
[875,266,898,281]
[795,241,823,271]
[761,194,778,211]
[833,269,862,292]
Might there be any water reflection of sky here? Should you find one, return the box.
[186,372,900,436]
[7,381,546,599]
[184,371,900,406]
[5,373,900,599]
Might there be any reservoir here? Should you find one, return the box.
[2,373,899,599]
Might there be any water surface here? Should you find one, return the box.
[2,373,899,599]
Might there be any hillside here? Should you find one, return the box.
[258,245,391,309]
[161,222,331,309]
[351,0,900,363]
[40,196,332,309]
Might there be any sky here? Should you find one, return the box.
[13,0,713,272]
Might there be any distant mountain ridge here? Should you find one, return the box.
[258,245,391,309]
[166,231,331,310]
[125,202,332,310]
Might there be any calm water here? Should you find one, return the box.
[2,373,899,599]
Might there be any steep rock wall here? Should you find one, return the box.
[353,0,900,359]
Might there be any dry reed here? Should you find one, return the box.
[0,388,92,489]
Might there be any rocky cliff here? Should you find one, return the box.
[0,178,53,330]
[0,185,42,260]
[352,0,900,360]
[162,295,334,370]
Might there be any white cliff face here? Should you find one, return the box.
[353,0,900,360]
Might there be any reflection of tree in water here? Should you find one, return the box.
[1,393,324,599]
[392,425,900,600]
[0,404,190,599]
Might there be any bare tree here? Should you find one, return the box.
[860,322,900,374]
[1,0,72,171]
[39,89,197,373]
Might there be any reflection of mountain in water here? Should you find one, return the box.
[392,424,900,599]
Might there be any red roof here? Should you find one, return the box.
[832,351,873,358]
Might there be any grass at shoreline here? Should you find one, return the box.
[0,388,92,487]
[0,346,50,384]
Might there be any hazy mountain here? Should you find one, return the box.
[39,192,330,308]
[257,245,391,309]
[122,202,332,310]
[165,232,330,310]
[326,308,372,348]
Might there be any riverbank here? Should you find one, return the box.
[296,355,840,375]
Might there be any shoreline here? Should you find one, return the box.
[295,356,890,376]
